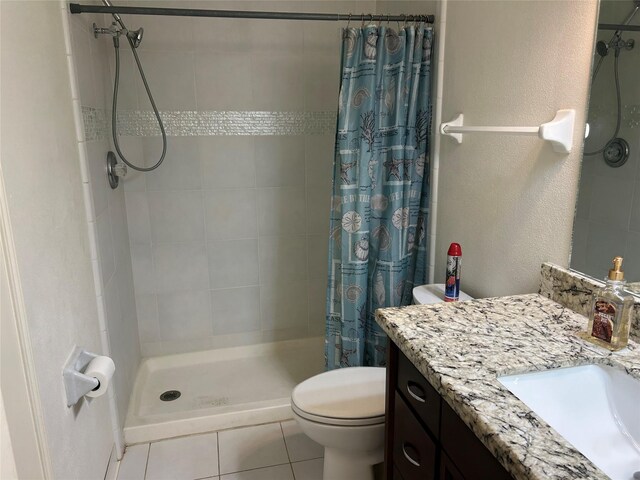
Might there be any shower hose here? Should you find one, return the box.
[111,35,167,172]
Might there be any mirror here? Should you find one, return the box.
[570,0,640,293]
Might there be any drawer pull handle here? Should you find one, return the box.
[406,381,426,403]
[402,443,421,467]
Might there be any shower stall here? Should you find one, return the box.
[66,0,434,447]
[572,0,640,281]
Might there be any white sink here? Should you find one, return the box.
[498,364,640,480]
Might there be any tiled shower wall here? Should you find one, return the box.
[68,10,141,430]
[572,0,640,281]
[103,1,374,356]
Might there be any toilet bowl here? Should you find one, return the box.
[292,285,473,480]
[291,367,386,480]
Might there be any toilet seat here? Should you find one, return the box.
[291,403,384,426]
[291,367,386,427]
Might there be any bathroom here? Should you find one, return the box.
[1,0,638,479]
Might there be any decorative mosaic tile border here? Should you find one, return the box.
[590,103,640,129]
[539,262,640,341]
[624,104,639,129]
[81,106,108,142]
[81,108,336,138]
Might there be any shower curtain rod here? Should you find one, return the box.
[598,23,640,32]
[69,3,434,24]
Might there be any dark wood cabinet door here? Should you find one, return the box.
[440,452,465,480]
[441,400,512,480]
[393,466,405,480]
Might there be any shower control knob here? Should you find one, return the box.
[113,162,128,178]
[106,151,127,189]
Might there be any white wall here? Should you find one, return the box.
[109,0,373,356]
[0,392,18,480]
[572,0,640,281]
[434,0,599,297]
[67,7,142,446]
[0,1,115,477]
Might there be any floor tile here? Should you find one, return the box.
[117,443,149,480]
[291,458,323,480]
[220,464,294,480]
[218,423,289,475]
[281,420,324,462]
[145,432,218,480]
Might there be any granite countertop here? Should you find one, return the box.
[376,293,640,480]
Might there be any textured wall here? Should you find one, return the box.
[0,1,113,477]
[434,0,599,297]
[107,0,373,356]
[572,0,640,282]
[67,8,141,439]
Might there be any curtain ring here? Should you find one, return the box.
[368,13,374,26]
[346,12,351,29]
[361,13,365,28]
[401,14,407,28]
[386,14,391,27]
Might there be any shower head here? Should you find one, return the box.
[127,28,144,48]
[596,40,610,57]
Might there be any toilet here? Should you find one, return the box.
[291,284,473,480]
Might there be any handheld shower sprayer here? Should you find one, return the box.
[93,0,167,182]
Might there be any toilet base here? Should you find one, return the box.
[323,446,383,480]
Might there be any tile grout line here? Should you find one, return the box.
[216,431,220,478]
[142,442,151,480]
[219,461,293,478]
[279,422,293,464]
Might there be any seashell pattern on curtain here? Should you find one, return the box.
[326,24,433,369]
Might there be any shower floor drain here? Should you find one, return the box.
[159,390,181,402]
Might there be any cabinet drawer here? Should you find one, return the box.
[397,352,441,437]
[441,400,512,480]
[393,392,438,480]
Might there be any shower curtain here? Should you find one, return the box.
[326,24,433,369]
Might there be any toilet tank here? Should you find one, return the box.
[412,283,473,305]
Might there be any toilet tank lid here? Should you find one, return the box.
[291,367,386,420]
[413,284,474,304]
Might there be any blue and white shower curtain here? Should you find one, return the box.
[326,24,433,369]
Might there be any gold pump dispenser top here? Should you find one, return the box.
[608,256,625,281]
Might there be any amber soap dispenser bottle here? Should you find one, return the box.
[584,256,633,351]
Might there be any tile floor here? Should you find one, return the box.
[117,420,324,480]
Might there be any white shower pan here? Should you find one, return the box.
[124,337,324,444]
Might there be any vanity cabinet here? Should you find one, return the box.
[385,342,513,480]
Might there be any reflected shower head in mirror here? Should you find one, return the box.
[585,1,638,159]
[596,40,609,57]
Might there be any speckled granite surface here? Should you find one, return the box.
[539,263,640,341]
[376,294,640,480]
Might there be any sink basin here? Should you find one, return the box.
[499,364,640,480]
